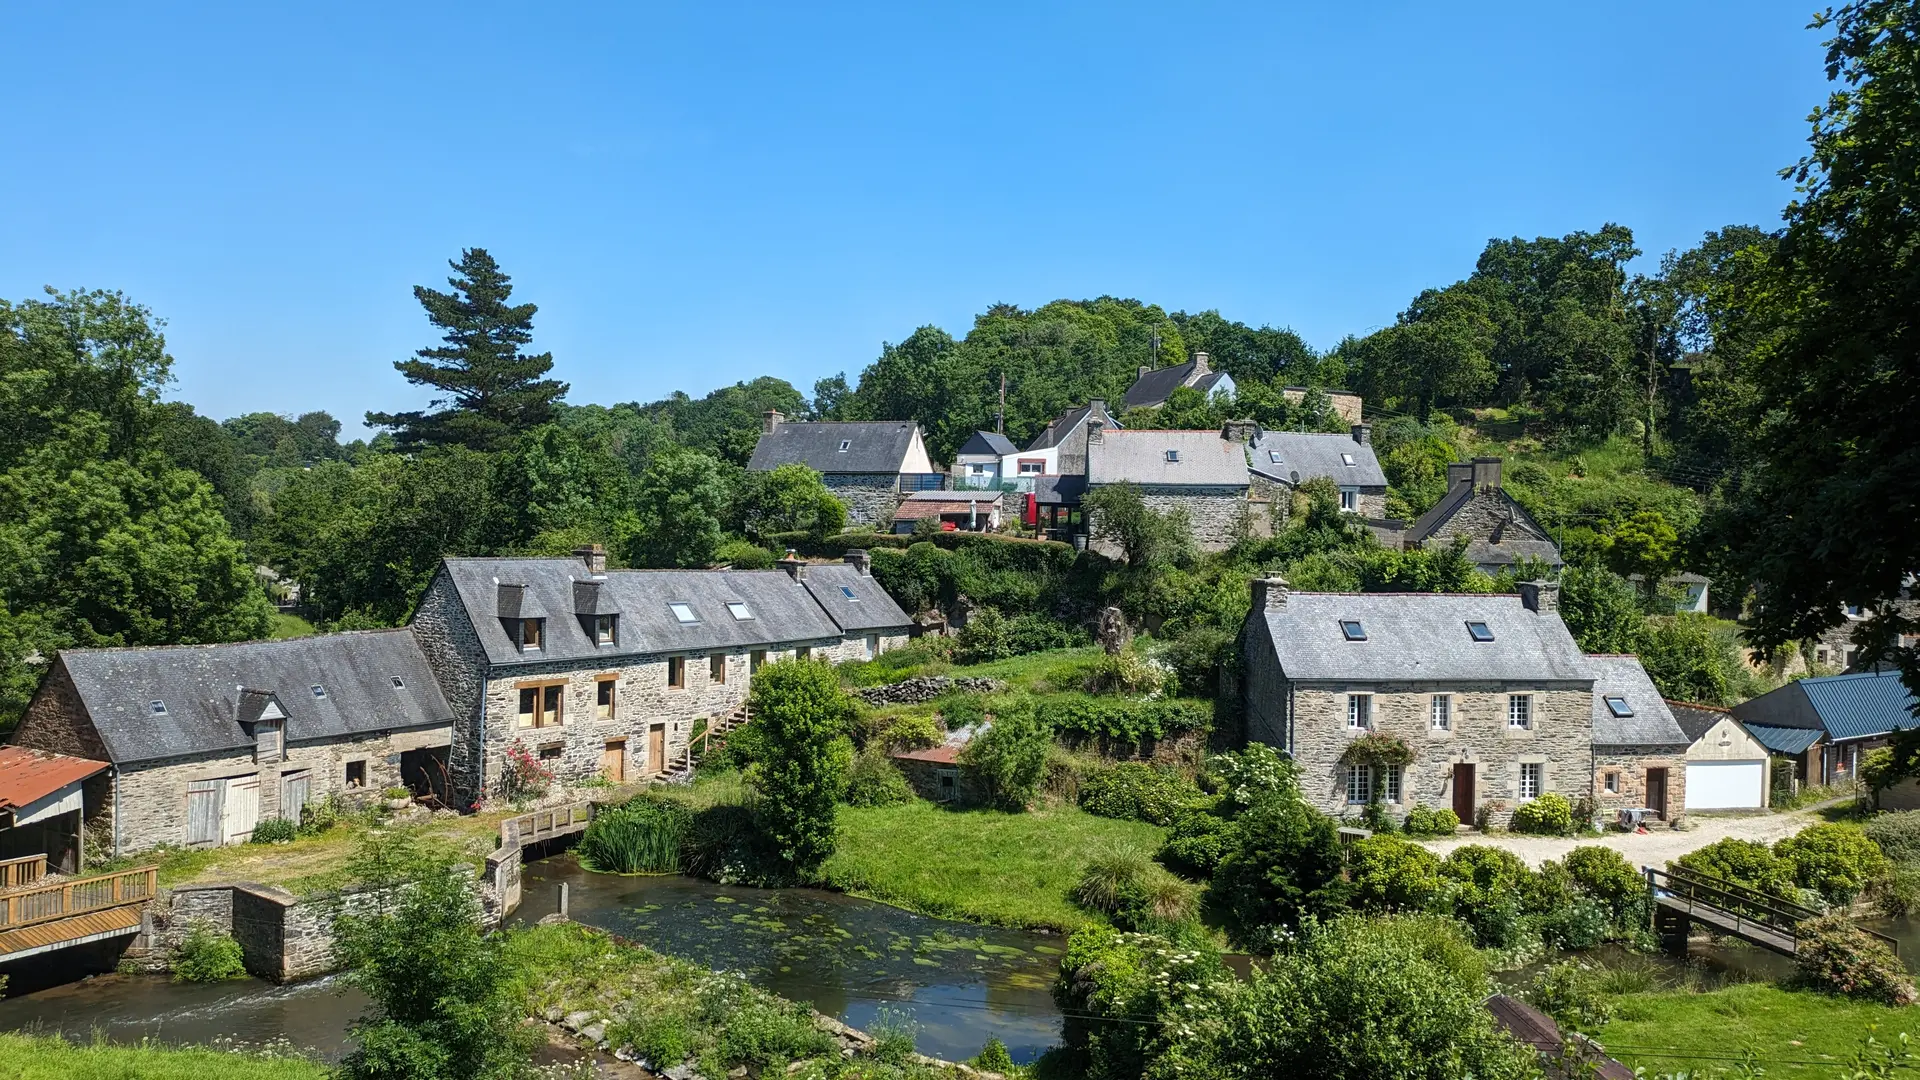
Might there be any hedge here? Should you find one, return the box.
[1033,693,1213,742]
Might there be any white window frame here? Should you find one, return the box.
[1338,487,1358,513]
[1345,763,1372,804]
[1430,694,1451,731]
[1018,459,1044,476]
[1519,761,1543,800]
[1508,693,1532,730]
[1603,771,1619,794]
[1347,693,1373,730]
[726,601,754,621]
[1383,763,1402,804]
[669,602,698,624]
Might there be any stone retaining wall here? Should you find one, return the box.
[856,676,1004,706]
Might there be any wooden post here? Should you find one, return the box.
[557,882,569,921]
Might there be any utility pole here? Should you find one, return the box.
[996,371,1007,435]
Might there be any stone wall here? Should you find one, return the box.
[855,676,1002,706]
[1087,486,1250,557]
[822,473,903,527]
[1284,682,1592,826]
[410,569,491,804]
[1281,387,1364,425]
[11,663,112,760]
[1593,748,1689,820]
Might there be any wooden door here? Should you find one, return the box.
[1452,763,1475,825]
[187,779,224,846]
[649,724,667,776]
[224,775,260,844]
[282,772,311,827]
[602,740,626,783]
[1647,768,1669,819]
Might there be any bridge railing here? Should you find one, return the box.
[0,866,157,931]
[501,803,594,849]
[1648,865,1899,955]
[0,855,47,889]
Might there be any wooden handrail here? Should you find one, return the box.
[1647,866,1900,955]
[0,866,155,931]
[0,855,47,889]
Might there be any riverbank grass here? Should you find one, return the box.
[1595,982,1920,1072]
[825,798,1166,932]
[0,1034,330,1080]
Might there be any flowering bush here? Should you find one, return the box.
[1338,732,1414,767]
[1794,914,1918,1004]
[1053,926,1235,1080]
[1510,792,1576,836]
[1206,744,1301,809]
[502,740,555,801]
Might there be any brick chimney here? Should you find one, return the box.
[1520,580,1561,614]
[1447,462,1473,488]
[1351,424,1371,446]
[776,549,807,581]
[762,409,784,434]
[573,543,606,576]
[1251,576,1289,612]
[1191,351,1210,376]
[1221,419,1259,444]
[1472,457,1502,492]
[843,549,872,577]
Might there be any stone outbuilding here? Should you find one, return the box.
[1249,425,1387,519]
[1586,654,1689,821]
[411,547,912,804]
[1086,426,1254,554]
[12,631,456,857]
[1242,578,1594,826]
[747,412,944,525]
[1396,459,1562,575]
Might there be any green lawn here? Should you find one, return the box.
[0,1034,330,1080]
[1595,982,1920,1073]
[823,798,1166,932]
[267,612,317,639]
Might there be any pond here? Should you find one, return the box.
[511,856,1067,1064]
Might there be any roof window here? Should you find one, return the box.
[1341,453,1357,467]
[311,684,327,698]
[390,676,405,689]
[669,602,699,624]
[1605,696,1634,718]
[1340,620,1367,641]
[726,601,754,621]
[150,699,168,716]
[838,439,852,452]
[1268,450,1284,463]
[1164,449,1180,462]
[1466,621,1494,643]
[840,585,860,601]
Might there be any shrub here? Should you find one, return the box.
[1793,914,1918,1005]
[954,607,1087,663]
[577,799,689,874]
[1864,810,1920,865]
[971,1038,1015,1073]
[1509,793,1576,836]
[867,1008,916,1065]
[1213,795,1350,949]
[1207,744,1302,809]
[748,659,857,875]
[713,997,834,1069]
[959,699,1053,810]
[1540,897,1612,951]
[1562,846,1644,908]
[1080,763,1203,826]
[382,786,412,800]
[1053,924,1233,1080]
[298,793,349,836]
[1441,846,1533,948]
[172,923,247,983]
[1081,648,1170,697]
[1035,694,1213,743]
[713,538,776,569]
[1157,805,1232,878]
[1871,866,1920,917]
[1401,805,1460,838]
[1775,823,1893,906]
[843,746,914,808]
[1527,960,1612,1030]
[935,691,987,730]
[1348,835,1447,913]
[1159,626,1236,697]
[878,713,941,752]
[620,1010,694,1070]
[682,802,775,885]
[1673,837,1798,898]
[250,817,297,844]
[500,740,554,801]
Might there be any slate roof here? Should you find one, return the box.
[57,630,453,766]
[1033,474,1087,506]
[1249,431,1387,488]
[438,557,910,667]
[747,421,921,474]
[1745,722,1826,756]
[1668,701,1736,744]
[800,563,915,633]
[1586,655,1688,747]
[1463,539,1566,570]
[1122,363,1230,409]
[1024,402,1118,452]
[1087,431,1250,488]
[1258,591,1591,683]
[1798,670,1920,741]
[956,431,1016,458]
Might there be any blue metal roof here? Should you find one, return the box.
[1798,671,1920,743]
[1742,722,1825,756]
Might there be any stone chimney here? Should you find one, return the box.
[1447,462,1473,488]
[573,543,606,576]
[1138,365,1151,380]
[1520,580,1561,614]
[1472,457,1502,492]
[1351,424,1371,446]
[1086,400,1107,445]
[843,549,872,577]
[1191,351,1210,376]
[1250,576,1289,612]
[776,549,807,581]
[1221,419,1259,444]
[762,409,784,434]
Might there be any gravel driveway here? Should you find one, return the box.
[1414,806,1829,870]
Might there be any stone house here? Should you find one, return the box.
[1085,426,1255,555]
[747,412,944,526]
[1121,352,1236,410]
[1812,591,1920,670]
[12,631,456,857]
[1249,424,1387,519]
[411,547,912,804]
[1587,654,1689,821]
[1396,459,1562,575]
[1670,701,1773,811]
[1242,578,1594,826]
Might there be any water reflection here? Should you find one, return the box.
[514,857,1065,1064]
[0,972,367,1061]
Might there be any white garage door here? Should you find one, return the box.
[1686,760,1766,810]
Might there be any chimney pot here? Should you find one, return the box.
[1138,365,1151,379]
[1251,576,1290,612]
[1351,424,1371,446]
[1472,457,1502,492]
[762,409,784,434]
[1520,580,1561,614]
[776,554,808,581]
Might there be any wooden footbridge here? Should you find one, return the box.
[0,855,158,963]
[1646,865,1898,959]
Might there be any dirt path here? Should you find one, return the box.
[1415,807,1829,869]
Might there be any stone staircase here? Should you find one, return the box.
[659,704,750,784]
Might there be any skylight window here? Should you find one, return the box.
[1268,450,1284,463]
[840,585,860,601]
[726,601,754,621]
[1466,621,1494,643]
[1341,453,1357,466]
[391,676,406,689]
[1340,620,1367,641]
[1164,449,1180,462]
[150,699,168,716]
[838,439,852,452]
[669,602,699,624]
[311,684,327,698]
[1605,696,1634,718]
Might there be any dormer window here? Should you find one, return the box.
[838,439,852,452]
[1466,621,1494,643]
[669,602,699,624]
[520,618,544,650]
[1164,449,1180,462]
[150,699,168,716]
[311,684,327,699]
[1340,620,1367,641]
[727,602,754,621]
[593,614,618,645]
[1605,696,1634,718]
[840,586,859,601]
[1341,453,1357,466]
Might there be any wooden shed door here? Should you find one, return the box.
[187,779,225,846]
[224,775,260,844]
[282,771,311,827]
[1647,768,1669,820]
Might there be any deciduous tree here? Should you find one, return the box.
[748,659,856,875]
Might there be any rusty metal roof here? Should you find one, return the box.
[891,745,963,765]
[0,747,106,813]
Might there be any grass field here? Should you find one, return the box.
[823,798,1166,932]
[1595,982,1920,1074]
[266,612,317,639]
[0,1034,331,1080]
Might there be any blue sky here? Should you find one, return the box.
[2,2,1831,437]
